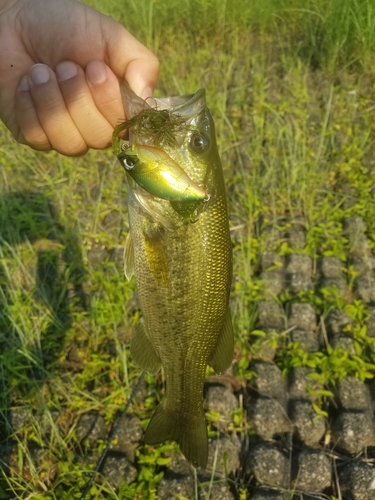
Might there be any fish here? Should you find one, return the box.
[113,83,233,469]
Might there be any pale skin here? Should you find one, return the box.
[0,0,159,156]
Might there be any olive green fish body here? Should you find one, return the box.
[117,85,233,469]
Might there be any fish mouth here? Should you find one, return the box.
[120,82,206,122]
[153,89,206,121]
[116,83,208,151]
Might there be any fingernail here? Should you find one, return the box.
[29,64,51,85]
[141,86,153,100]
[19,76,29,91]
[86,60,107,86]
[56,61,78,81]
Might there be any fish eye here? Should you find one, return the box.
[120,155,137,170]
[189,133,210,153]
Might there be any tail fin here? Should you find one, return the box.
[144,402,208,469]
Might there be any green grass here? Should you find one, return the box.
[1,0,375,498]
[92,0,375,69]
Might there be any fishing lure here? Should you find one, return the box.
[118,144,207,202]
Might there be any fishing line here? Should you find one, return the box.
[80,372,145,500]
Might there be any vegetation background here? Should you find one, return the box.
[1,0,375,498]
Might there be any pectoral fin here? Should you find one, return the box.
[143,226,169,286]
[124,232,134,281]
[130,319,161,374]
[209,311,234,375]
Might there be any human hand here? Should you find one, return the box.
[0,0,159,155]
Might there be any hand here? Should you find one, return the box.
[0,0,159,156]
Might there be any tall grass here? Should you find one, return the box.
[87,0,375,70]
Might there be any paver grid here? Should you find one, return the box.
[2,208,375,499]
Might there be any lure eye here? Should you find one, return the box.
[189,133,210,153]
[121,155,137,170]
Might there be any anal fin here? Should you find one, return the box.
[130,319,161,374]
[209,310,234,375]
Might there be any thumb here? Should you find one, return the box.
[101,16,159,98]
[125,59,157,100]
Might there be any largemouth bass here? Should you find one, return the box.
[113,83,233,469]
